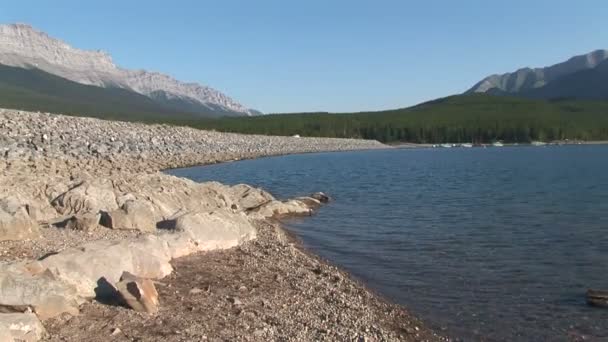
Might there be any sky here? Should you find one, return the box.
[1,0,606,113]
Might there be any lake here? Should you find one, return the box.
[167,145,608,341]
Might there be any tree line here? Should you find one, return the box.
[186,95,608,143]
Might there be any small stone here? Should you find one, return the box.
[228,297,243,305]
[189,288,204,295]
[111,327,122,336]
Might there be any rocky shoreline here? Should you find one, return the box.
[0,109,445,341]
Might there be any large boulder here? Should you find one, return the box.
[112,175,236,222]
[159,209,257,258]
[0,196,40,241]
[39,235,173,299]
[0,313,46,342]
[0,262,81,320]
[51,180,118,216]
[101,200,156,232]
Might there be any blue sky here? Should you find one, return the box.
[1,0,606,113]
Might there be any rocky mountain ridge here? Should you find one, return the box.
[0,23,257,116]
[467,49,608,97]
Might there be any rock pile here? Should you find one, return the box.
[0,173,328,340]
[0,109,385,175]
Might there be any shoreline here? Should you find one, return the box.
[0,108,447,341]
[159,147,395,174]
[42,220,447,341]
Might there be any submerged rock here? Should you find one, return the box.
[587,289,608,308]
[311,192,330,203]
[249,198,316,219]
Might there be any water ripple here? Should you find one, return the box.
[168,145,608,342]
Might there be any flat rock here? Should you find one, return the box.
[0,262,81,320]
[39,235,173,299]
[0,312,46,342]
[170,209,256,252]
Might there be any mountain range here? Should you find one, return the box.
[467,49,608,100]
[0,22,607,128]
[0,23,258,118]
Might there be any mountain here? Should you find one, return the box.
[0,23,258,117]
[0,63,212,121]
[467,49,608,99]
[521,59,608,100]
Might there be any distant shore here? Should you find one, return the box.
[388,140,608,149]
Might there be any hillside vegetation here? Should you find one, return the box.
[189,94,608,143]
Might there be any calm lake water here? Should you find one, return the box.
[168,146,608,341]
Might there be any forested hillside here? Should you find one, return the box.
[188,94,608,143]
